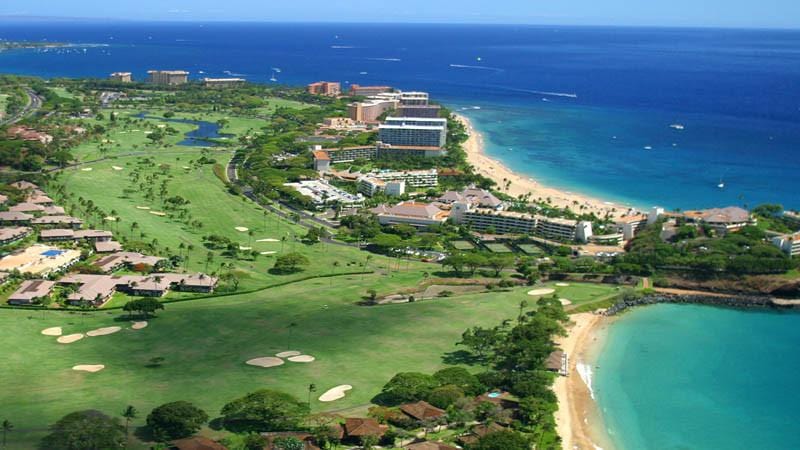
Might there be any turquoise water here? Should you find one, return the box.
[594,304,800,450]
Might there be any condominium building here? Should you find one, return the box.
[379,117,447,148]
[399,92,429,106]
[348,99,398,123]
[147,70,189,85]
[202,77,246,88]
[109,72,132,82]
[283,179,364,209]
[370,201,449,228]
[616,214,648,241]
[307,81,342,96]
[357,169,437,197]
[772,233,800,257]
[399,104,442,118]
[438,187,503,210]
[312,144,447,172]
[683,206,753,235]
[450,202,593,242]
[350,84,393,96]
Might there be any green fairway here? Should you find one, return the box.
[0,278,541,448]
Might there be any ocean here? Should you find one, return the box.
[594,304,800,450]
[1,22,799,209]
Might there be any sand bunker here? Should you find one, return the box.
[41,327,63,336]
[182,166,191,169]
[527,288,556,296]
[57,334,85,344]
[104,216,117,222]
[235,226,249,232]
[288,355,315,363]
[239,246,252,250]
[559,298,573,306]
[81,168,93,171]
[257,238,280,242]
[73,365,105,373]
[149,211,166,216]
[276,351,301,358]
[112,166,124,171]
[555,282,570,287]
[86,326,121,337]
[136,206,151,210]
[260,251,277,255]
[131,321,148,330]
[246,357,285,368]
[319,385,352,402]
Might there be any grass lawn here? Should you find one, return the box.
[484,243,513,253]
[0,93,8,117]
[517,244,544,255]
[0,278,539,448]
[451,240,475,251]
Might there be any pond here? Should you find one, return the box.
[135,113,234,147]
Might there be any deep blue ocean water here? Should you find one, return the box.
[595,304,800,450]
[2,22,800,449]
[0,22,799,209]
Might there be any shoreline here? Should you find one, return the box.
[457,114,635,220]
[554,312,617,450]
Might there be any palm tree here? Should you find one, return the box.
[121,405,137,446]
[205,251,214,272]
[307,383,317,408]
[518,299,529,323]
[286,322,298,349]
[1,419,12,448]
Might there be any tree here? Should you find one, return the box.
[123,297,164,319]
[121,405,137,446]
[472,430,531,450]
[432,367,484,396]
[146,401,208,441]
[271,252,310,274]
[220,389,309,433]
[1,419,12,449]
[427,384,464,409]
[273,436,304,450]
[457,326,501,362]
[379,372,438,405]
[243,433,266,450]
[360,434,379,450]
[40,410,125,450]
[488,255,514,277]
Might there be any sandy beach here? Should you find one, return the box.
[554,312,614,450]
[458,114,632,220]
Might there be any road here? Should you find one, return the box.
[0,88,42,126]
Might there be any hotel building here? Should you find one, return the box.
[348,99,399,123]
[357,169,438,196]
[379,117,448,148]
[683,206,753,235]
[109,72,132,82]
[399,92,430,105]
[350,84,393,97]
[203,77,246,88]
[147,70,189,85]
[399,104,442,118]
[450,202,594,242]
[307,81,341,96]
[371,201,450,228]
[772,233,800,257]
[313,144,447,172]
[283,179,364,209]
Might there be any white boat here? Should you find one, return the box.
[718,178,725,189]
[644,146,653,150]
[670,124,685,130]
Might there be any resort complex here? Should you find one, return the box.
[0,63,796,450]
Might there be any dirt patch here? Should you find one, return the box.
[319,385,352,402]
[86,326,121,337]
[41,327,63,336]
[527,288,556,296]
[73,364,104,373]
[246,357,284,368]
[57,334,84,344]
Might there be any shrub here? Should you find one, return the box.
[146,401,208,441]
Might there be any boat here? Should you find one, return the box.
[718,178,725,189]
[644,146,653,150]
[670,124,685,130]
[269,71,278,82]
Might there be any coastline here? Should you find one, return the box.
[457,114,633,219]
[554,312,616,450]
